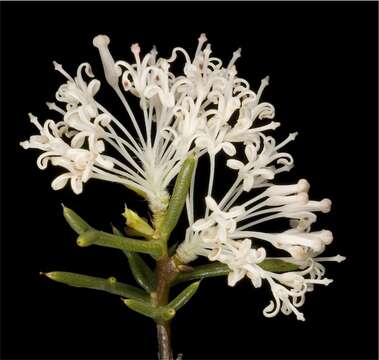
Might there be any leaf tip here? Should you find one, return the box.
[108,276,117,284]
[76,237,85,247]
[123,298,133,307]
[193,280,201,288]
[44,272,58,280]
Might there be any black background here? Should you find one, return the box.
[1,1,378,359]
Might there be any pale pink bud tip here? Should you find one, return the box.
[131,43,140,54]
[93,35,110,48]
[150,45,158,56]
[321,230,333,245]
[297,179,310,193]
[320,198,332,213]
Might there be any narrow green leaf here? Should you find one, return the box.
[123,299,158,319]
[126,253,156,293]
[77,229,163,257]
[260,259,299,272]
[174,260,299,285]
[111,225,156,293]
[174,263,229,285]
[159,155,195,242]
[44,271,149,301]
[168,281,200,311]
[123,299,175,321]
[63,206,92,235]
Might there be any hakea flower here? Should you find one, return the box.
[21,34,280,213]
[226,132,297,191]
[20,113,113,194]
[22,34,344,322]
[177,171,345,320]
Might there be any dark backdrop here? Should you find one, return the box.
[1,2,378,359]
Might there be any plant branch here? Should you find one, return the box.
[43,271,149,301]
[77,229,163,257]
[153,257,176,360]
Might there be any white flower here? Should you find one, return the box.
[22,34,344,321]
[20,113,113,194]
[54,62,100,117]
[226,133,298,191]
[192,196,245,234]
[194,125,236,156]
[225,76,280,143]
[177,144,343,321]
[23,33,278,212]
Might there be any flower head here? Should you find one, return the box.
[22,34,344,321]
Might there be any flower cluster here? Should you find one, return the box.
[21,34,344,321]
[176,182,344,320]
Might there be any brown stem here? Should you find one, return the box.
[156,322,172,360]
[154,257,177,360]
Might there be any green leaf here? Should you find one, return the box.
[76,229,163,257]
[111,225,156,293]
[260,259,299,272]
[63,206,92,234]
[174,260,299,285]
[125,253,156,293]
[44,271,149,302]
[168,281,200,311]
[159,155,195,242]
[123,299,175,321]
[173,263,230,285]
[64,211,162,257]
